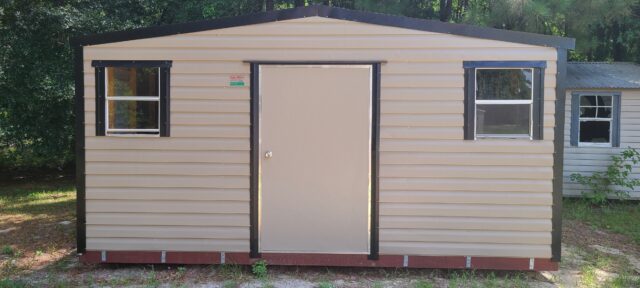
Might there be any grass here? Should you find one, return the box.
[0,178,75,279]
[2,179,640,287]
[564,198,640,243]
[0,180,75,215]
[414,279,434,288]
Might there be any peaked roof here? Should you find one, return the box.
[566,62,640,89]
[72,5,574,49]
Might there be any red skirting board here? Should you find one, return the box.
[80,251,558,271]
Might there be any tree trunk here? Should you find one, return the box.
[266,0,274,11]
[294,0,305,7]
[439,0,452,22]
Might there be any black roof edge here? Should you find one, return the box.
[71,5,575,49]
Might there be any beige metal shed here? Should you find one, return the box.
[72,5,574,270]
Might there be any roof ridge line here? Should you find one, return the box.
[72,5,575,49]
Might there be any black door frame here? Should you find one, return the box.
[247,61,382,260]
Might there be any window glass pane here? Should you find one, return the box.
[108,100,159,129]
[598,95,612,106]
[107,67,159,97]
[476,104,530,135]
[597,107,612,118]
[580,95,597,106]
[580,121,610,143]
[580,107,596,118]
[476,69,532,100]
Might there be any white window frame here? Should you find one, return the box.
[474,67,534,140]
[104,67,161,136]
[578,94,613,147]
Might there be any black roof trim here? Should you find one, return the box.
[72,5,574,49]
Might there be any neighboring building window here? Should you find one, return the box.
[92,61,171,136]
[571,92,621,147]
[463,61,546,140]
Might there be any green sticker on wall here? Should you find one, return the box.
[230,75,245,87]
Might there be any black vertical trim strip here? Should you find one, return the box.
[612,93,622,147]
[570,92,580,146]
[73,44,86,254]
[369,63,381,260]
[160,67,171,137]
[95,67,105,136]
[249,63,260,258]
[552,48,567,262]
[463,67,476,140]
[532,68,545,140]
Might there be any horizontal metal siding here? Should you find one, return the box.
[563,90,640,198]
[84,17,556,256]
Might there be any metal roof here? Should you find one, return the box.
[566,62,640,89]
[72,5,574,49]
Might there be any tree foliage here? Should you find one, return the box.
[0,0,639,171]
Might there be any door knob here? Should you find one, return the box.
[265,151,273,159]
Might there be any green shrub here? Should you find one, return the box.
[414,280,434,288]
[317,282,334,288]
[1,246,14,257]
[251,260,268,279]
[571,147,640,205]
[0,278,28,288]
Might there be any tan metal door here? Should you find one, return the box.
[259,65,372,254]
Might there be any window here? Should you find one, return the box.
[463,61,546,140]
[571,92,620,147]
[92,61,171,136]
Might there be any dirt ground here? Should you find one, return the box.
[2,180,640,287]
[1,221,638,287]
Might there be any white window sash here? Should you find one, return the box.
[474,68,534,139]
[107,128,160,133]
[104,67,162,136]
[476,100,533,105]
[577,94,614,146]
[106,96,160,101]
[579,118,612,121]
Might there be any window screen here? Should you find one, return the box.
[106,67,160,134]
[475,68,534,138]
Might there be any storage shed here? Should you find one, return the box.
[72,5,575,270]
[563,62,640,198]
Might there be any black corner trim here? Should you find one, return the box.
[160,67,171,137]
[463,67,475,140]
[73,44,86,254]
[613,92,622,147]
[552,48,567,262]
[249,63,260,259]
[569,92,579,146]
[369,63,381,260]
[532,67,545,140]
[72,5,574,49]
[95,67,106,136]
[463,60,547,69]
[92,60,172,68]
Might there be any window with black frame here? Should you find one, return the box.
[92,61,171,137]
[463,61,545,140]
